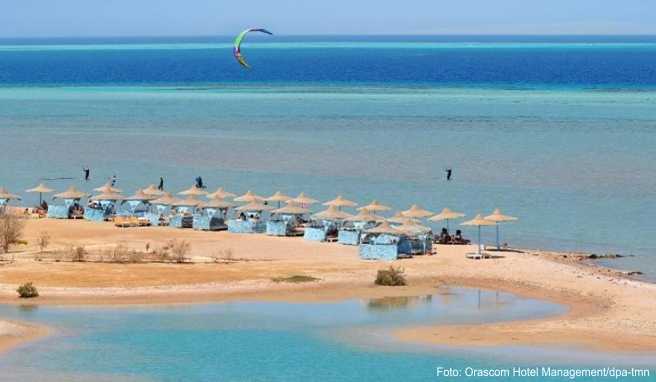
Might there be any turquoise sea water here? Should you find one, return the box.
[2,288,652,382]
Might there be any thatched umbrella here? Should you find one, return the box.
[178,185,208,197]
[365,221,403,235]
[461,214,496,257]
[485,208,518,250]
[53,186,88,200]
[207,187,236,200]
[344,210,386,223]
[94,181,122,194]
[90,192,124,201]
[142,184,164,197]
[26,183,53,204]
[172,196,202,207]
[151,192,177,206]
[199,199,236,209]
[290,192,318,207]
[357,200,391,213]
[124,189,157,202]
[323,195,357,210]
[235,201,273,212]
[429,208,466,231]
[265,191,292,208]
[312,205,353,221]
[401,204,434,219]
[396,221,432,236]
[387,212,419,225]
[273,203,310,215]
[234,190,265,203]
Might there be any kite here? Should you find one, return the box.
[233,28,273,69]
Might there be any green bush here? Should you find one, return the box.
[271,275,320,283]
[375,266,407,286]
[17,282,39,298]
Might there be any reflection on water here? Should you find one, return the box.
[367,288,510,314]
[366,295,433,311]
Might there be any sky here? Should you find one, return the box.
[2,0,655,38]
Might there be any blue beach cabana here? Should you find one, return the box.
[268,202,309,237]
[338,210,385,246]
[0,187,21,215]
[228,201,272,234]
[170,196,201,228]
[304,205,353,242]
[395,221,434,256]
[358,221,412,261]
[146,192,177,226]
[85,192,123,221]
[194,198,235,231]
[120,189,157,217]
[48,186,88,219]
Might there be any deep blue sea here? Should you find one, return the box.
[1,35,656,380]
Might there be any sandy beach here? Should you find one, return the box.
[1,219,655,354]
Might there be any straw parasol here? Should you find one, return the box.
[53,186,88,200]
[124,189,157,202]
[323,195,357,210]
[172,196,202,207]
[365,221,403,235]
[234,190,265,203]
[357,200,391,213]
[429,208,466,231]
[26,183,53,204]
[312,205,353,221]
[235,201,273,212]
[206,187,236,200]
[401,204,434,219]
[94,181,121,194]
[142,184,164,197]
[178,185,208,197]
[265,191,292,208]
[344,210,386,223]
[396,221,432,235]
[199,199,236,209]
[485,208,518,251]
[273,203,310,215]
[151,192,177,205]
[461,214,496,257]
[387,212,418,225]
[90,192,124,201]
[289,192,318,207]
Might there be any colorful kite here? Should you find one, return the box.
[233,28,273,69]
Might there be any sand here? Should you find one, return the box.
[1,218,655,353]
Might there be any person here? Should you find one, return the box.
[454,229,470,245]
[40,200,48,211]
[83,167,90,182]
[438,228,451,245]
[446,168,452,181]
[158,176,164,191]
[195,176,204,189]
[111,174,117,187]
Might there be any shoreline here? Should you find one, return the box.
[0,319,49,355]
[0,219,655,354]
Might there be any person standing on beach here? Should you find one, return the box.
[446,168,453,181]
[111,174,117,187]
[158,176,164,191]
[83,167,90,182]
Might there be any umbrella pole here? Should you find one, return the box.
[39,192,42,205]
[477,225,482,256]
[496,223,500,251]
[446,219,450,232]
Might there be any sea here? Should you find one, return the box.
[0,35,655,379]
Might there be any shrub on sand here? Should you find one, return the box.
[168,240,191,263]
[271,275,320,283]
[0,214,25,254]
[375,266,407,286]
[17,282,39,298]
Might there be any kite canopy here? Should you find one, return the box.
[233,28,273,69]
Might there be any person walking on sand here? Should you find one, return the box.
[158,176,164,191]
[83,167,90,182]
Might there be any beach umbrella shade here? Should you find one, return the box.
[401,204,434,219]
[273,203,310,215]
[312,205,353,221]
[90,192,124,201]
[365,221,403,235]
[199,199,236,209]
[429,208,466,231]
[323,195,357,210]
[387,212,419,225]
[289,192,318,207]
[396,221,432,236]
[234,190,265,203]
[150,192,176,205]
[344,210,386,223]
[485,208,518,251]
[53,186,88,200]
[206,187,237,200]
[172,196,202,207]
[265,191,292,208]
[235,201,273,212]
[142,184,164,197]
[461,214,496,257]
[178,185,208,197]
[94,181,122,194]
[26,183,53,204]
[357,200,391,213]
[124,189,157,202]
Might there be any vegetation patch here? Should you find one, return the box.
[272,275,321,283]
[17,282,39,298]
[375,266,407,286]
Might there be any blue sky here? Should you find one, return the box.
[2,0,655,37]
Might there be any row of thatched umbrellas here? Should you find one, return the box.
[2,183,517,251]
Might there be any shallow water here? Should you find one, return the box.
[4,287,651,382]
